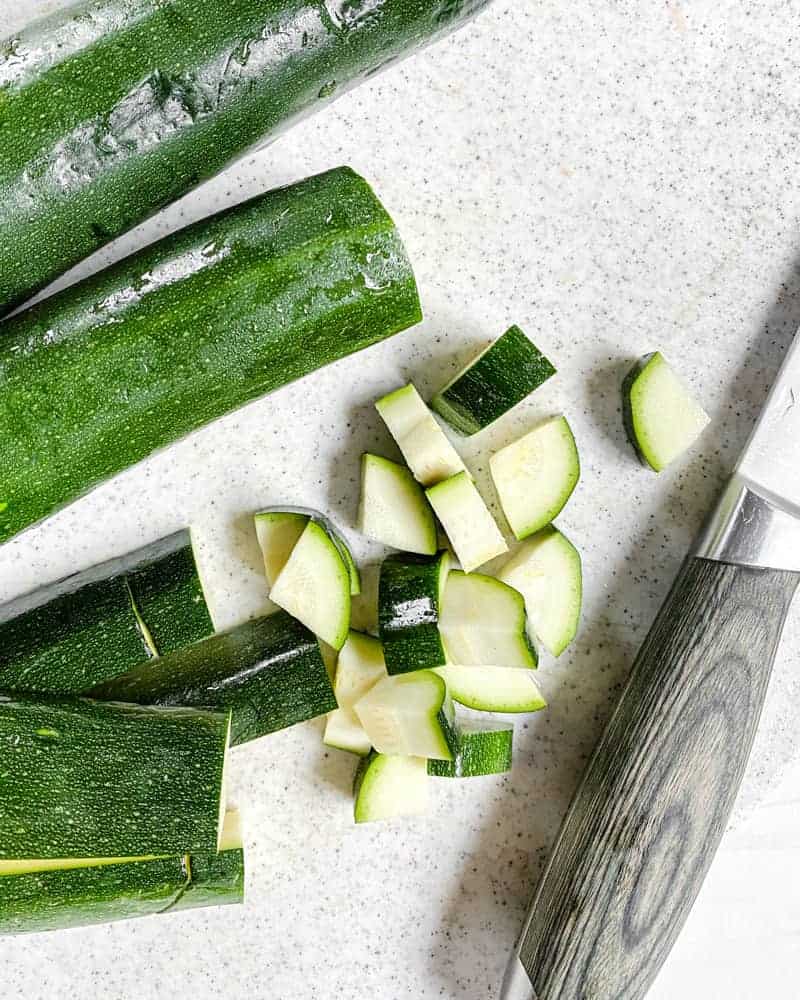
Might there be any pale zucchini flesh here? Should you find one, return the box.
[358,453,437,555]
[354,752,429,824]
[333,632,388,707]
[324,708,372,757]
[435,666,547,714]
[426,472,508,572]
[490,416,580,540]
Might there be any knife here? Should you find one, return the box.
[501,331,800,1000]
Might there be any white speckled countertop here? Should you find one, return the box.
[2,1,800,996]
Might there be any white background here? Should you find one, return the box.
[2,1,800,996]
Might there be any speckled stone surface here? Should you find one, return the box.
[2,1,800,997]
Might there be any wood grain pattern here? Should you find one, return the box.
[519,557,799,1000]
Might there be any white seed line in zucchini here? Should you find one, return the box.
[426,472,508,573]
[358,453,437,555]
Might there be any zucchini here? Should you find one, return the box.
[0,531,212,695]
[499,526,582,656]
[435,666,547,714]
[378,551,450,675]
[426,472,508,572]
[440,570,537,668]
[0,167,421,545]
[254,506,360,596]
[324,708,372,757]
[428,724,513,777]
[354,752,428,825]
[0,811,244,934]
[0,0,489,315]
[358,453,437,556]
[0,695,230,859]
[375,384,467,487]
[622,352,710,472]
[269,519,351,650]
[432,326,556,435]
[324,631,387,755]
[353,669,457,761]
[490,416,580,540]
[89,611,335,745]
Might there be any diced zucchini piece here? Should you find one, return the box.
[255,507,361,596]
[353,752,428,824]
[428,724,514,777]
[375,384,467,487]
[440,570,536,668]
[431,326,556,435]
[490,416,579,540]
[435,666,547,714]
[622,352,710,472]
[378,551,450,675]
[426,472,508,572]
[354,670,457,761]
[270,520,351,650]
[333,631,388,706]
[324,708,372,757]
[499,527,582,656]
[358,454,437,555]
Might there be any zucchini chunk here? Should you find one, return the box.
[324,631,388,756]
[490,416,580,540]
[324,709,372,758]
[358,454,437,555]
[435,666,547,714]
[378,551,450,675]
[354,753,428,825]
[428,724,514,777]
[426,472,508,572]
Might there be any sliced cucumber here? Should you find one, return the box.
[358,454,437,555]
[426,472,508,573]
[375,384,467,487]
[354,670,457,761]
[490,416,580,540]
[255,507,361,596]
[622,352,710,472]
[269,521,351,650]
[435,666,547,714]
[431,326,556,435]
[499,527,582,656]
[428,724,514,777]
[378,552,450,675]
[354,752,428,825]
[440,571,536,668]
[324,708,372,757]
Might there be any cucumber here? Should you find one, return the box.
[375,384,467,487]
[89,611,335,745]
[431,326,556,435]
[622,352,710,472]
[0,695,230,859]
[269,520,351,650]
[0,167,421,545]
[353,669,457,761]
[0,811,244,934]
[255,507,361,596]
[378,551,450,675]
[0,531,212,695]
[358,454,437,556]
[428,724,513,777]
[324,708,372,757]
[499,526,582,656]
[0,0,489,315]
[354,752,428,824]
[440,570,537,668]
[323,631,387,755]
[489,416,580,540]
[425,472,508,572]
[435,666,547,714]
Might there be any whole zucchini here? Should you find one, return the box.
[0,167,421,545]
[0,0,490,313]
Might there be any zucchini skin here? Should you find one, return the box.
[89,611,337,745]
[0,696,229,859]
[378,552,447,675]
[0,0,490,314]
[428,726,513,777]
[0,167,421,545]
[0,531,212,694]
[621,353,655,468]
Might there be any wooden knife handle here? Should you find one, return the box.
[518,556,799,1000]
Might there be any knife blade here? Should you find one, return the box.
[502,331,800,1000]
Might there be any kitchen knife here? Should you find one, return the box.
[501,331,800,1000]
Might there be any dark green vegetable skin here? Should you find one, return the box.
[0,531,212,695]
[0,846,244,935]
[0,0,490,315]
[0,167,421,545]
[0,696,229,859]
[379,552,447,675]
[432,325,556,435]
[90,611,336,745]
[621,353,656,467]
